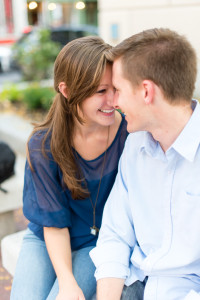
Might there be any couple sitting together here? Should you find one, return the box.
[11,28,200,300]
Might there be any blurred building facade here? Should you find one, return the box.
[99,0,200,59]
[0,0,97,44]
[0,0,28,44]
[98,0,200,96]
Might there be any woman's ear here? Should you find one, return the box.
[58,82,68,98]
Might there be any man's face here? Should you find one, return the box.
[112,58,147,133]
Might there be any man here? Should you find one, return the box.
[90,28,200,300]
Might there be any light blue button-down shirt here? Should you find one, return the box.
[90,100,200,300]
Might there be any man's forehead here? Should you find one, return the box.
[113,58,123,74]
[112,59,123,85]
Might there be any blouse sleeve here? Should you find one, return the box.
[23,132,72,228]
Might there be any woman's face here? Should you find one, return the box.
[79,64,115,127]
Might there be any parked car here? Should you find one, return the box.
[13,24,98,50]
[0,45,12,72]
[50,24,98,46]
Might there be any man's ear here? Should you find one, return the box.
[142,80,155,105]
[58,82,68,98]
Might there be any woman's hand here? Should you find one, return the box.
[44,227,86,300]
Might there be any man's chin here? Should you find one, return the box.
[127,126,135,133]
[127,124,140,133]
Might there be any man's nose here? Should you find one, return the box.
[106,89,115,106]
[113,92,119,110]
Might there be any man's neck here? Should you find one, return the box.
[151,101,193,152]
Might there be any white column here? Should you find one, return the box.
[0,0,6,36]
[12,0,29,38]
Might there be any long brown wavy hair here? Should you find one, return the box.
[27,36,113,199]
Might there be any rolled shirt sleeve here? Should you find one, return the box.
[184,291,200,300]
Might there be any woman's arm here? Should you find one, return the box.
[44,227,85,300]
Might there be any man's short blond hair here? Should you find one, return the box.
[112,28,197,103]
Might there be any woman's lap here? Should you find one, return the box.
[10,228,56,300]
[11,229,96,300]
[10,229,143,300]
[46,245,96,300]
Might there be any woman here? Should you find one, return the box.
[11,36,128,300]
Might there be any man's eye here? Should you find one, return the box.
[97,89,106,94]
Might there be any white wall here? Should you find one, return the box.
[98,0,200,96]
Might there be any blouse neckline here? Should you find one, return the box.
[73,114,125,163]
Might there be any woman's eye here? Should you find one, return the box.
[97,89,106,94]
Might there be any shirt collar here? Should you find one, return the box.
[140,99,200,162]
[170,99,200,162]
[140,131,161,158]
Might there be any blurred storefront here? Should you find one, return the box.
[0,0,97,45]
[27,0,97,28]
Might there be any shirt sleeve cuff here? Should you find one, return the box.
[94,262,129,281]
[184,290,200,300]
[90,242,131,267]
[90,244,145,286]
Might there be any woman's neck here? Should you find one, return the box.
[73,111,122,160]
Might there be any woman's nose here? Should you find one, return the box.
[106,89,115,106]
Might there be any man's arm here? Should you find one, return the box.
[184,290,200,300]
[90,137,137,287]
[97,278,125,300]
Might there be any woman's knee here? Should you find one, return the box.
[11,229,56,300]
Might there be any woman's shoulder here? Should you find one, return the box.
[27,129,55,166]
[28,129,51,150]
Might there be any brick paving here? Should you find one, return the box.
[0,208,28,300]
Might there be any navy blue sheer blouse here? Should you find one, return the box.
[23,114,128,251]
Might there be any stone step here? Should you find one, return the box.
[1,230,26,276]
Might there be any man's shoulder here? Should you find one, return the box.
[125,131,147,149]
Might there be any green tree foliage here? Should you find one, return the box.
[0,84,23,103]
[13,29,61,81]
[21,84,55,110]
